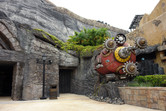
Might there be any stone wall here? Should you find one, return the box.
[22,38,60,100]
[0,18,80,100]
[71,57,93,95]
[0,19,22,51]
[0,19,25,100]
[118,87,166,111]
[70,54,100,95]
[19,27,78,100]
[59,50,79,67]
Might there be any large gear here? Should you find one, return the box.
[135,37,147,49]
[104,39,117,50]
[122,61,138,76]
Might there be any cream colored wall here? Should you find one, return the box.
[126,0,166,74]
[140,0,166,26]
[127,12,166,46]
[127,0,166,46]
[154,52,166,74]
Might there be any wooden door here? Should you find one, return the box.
[59,69,72,93]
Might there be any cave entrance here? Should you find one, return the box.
[136,52,164,75]
[59,69,73,93]
[0,64,13,97]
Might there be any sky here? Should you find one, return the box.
[49,0,160,31]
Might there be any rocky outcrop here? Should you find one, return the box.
[0,0,128,42]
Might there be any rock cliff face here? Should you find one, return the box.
[0,0,129,100]
[0,0,128,41]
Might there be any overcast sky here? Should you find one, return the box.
[49,0,159,31]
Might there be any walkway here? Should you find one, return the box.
[0,94,160,111]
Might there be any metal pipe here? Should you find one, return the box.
[118,46,136,59]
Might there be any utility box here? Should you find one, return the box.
[49,85,57,99]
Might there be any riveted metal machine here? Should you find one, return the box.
[95,34,147,81]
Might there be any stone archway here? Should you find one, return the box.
[0,21,24,100]
[0,22,21,51]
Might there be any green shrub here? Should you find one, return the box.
[68,28,111,46]
[127,81,153,87]
[161,79,166,86]
[133,75,166,87]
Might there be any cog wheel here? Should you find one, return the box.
[104,39,117,50]
[135,37,147,49]
[122,61,138,76]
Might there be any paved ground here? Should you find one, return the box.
[0,94,160,111]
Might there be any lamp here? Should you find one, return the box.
[42,54,46,61]
[40,54,47,99]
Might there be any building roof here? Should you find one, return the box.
[129,15,144,29]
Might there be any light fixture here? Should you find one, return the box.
[42,54,47,61]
